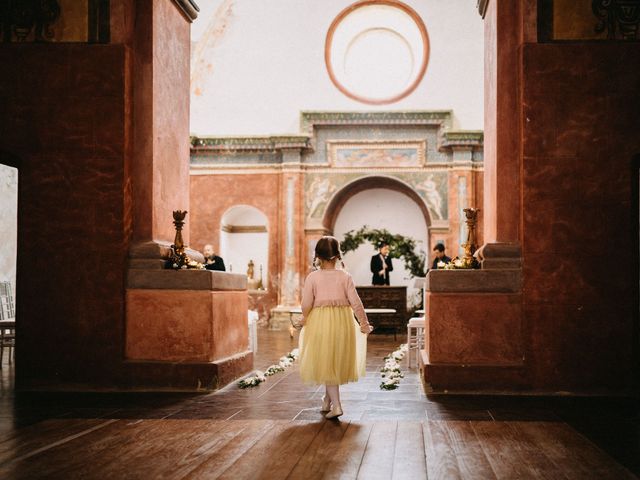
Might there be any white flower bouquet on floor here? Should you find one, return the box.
[238,370,266,388]
[379,344,408,390]
[237,349,300,388]
[380,377,401,390]
[264,364,285,376]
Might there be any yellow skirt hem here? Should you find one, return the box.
[298,305,367,386]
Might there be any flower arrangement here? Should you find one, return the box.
[238,370,266,388]
[264,365,285,376]
[379,344,408,390]
[441,256,479,270]
[237,348,299,388]
[341,227,426,278]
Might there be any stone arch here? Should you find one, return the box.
[220,204,269,231]
[322,175,432,234]
[219,204,270,282]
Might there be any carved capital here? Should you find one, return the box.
[593,0,640,39]
[172,0,199,23]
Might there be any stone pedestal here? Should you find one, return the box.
[420,243,525,392]
[125,268,252,391]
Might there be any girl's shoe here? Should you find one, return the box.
[321,395,331,412]
[325,406,343,419]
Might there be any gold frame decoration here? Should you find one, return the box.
[327,141,426,168]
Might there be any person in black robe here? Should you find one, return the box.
[431,243,451,270]
[370,242,393,285]
[203,244,226,271]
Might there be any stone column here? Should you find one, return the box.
[270,147,304,329]
[128,0,193,261]
[451,145,475,256]
[419,0,527,393]
[482,0,522,243]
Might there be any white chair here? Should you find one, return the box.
[407,316,425,368]
[0,282,15,367]
[247,310,259,353]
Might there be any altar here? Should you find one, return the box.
[356,286,407,336]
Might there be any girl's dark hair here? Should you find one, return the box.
[314,236,342,262]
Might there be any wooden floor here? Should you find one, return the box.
[0,330,638,479]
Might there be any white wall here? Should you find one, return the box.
[333,188,428,306]
[190,0,484,135]
[0,164,17,312]
[220,231,269,284]
[219,205,269,285]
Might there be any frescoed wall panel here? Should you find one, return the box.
[190,111,483,322]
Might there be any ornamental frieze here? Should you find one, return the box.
[304,171,449,222]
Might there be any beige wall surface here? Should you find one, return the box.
[190,0,484,135]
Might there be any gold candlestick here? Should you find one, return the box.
[166,210,203,269]
[172,210,187,257]
[257,264,264,290]
[461,208,480,268]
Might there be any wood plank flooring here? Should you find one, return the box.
[0,330,637,479]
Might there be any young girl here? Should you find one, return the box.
[299,236,374,419]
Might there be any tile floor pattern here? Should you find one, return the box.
[0,329,637,479]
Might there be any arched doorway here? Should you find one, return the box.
[323,175,431,306]
[220,205,269,288]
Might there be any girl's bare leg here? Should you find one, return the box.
[321,385,331,411]
[325,385,343,418]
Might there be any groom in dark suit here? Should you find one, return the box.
[370,242,393,285]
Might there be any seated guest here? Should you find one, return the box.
[431,243,451,269]
[370,242,393,285]
[203,244,226,271]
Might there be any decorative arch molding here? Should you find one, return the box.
[321,175,432,234]
[220,204,270,231]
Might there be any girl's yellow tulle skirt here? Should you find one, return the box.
[298,306,367,385]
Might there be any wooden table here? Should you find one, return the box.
[356,286,407,338]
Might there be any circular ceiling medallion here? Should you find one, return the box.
[325,0,430,105]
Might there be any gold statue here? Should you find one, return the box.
[247,260,255,279]
[247,260,259,289]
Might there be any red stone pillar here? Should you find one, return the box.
[482,0,523,243]
[113,0,192,253]
[270,148,305,328]
[421,0,530,392]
